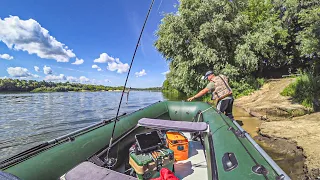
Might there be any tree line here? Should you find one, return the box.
[155,0,320,96]
[0,78,161,92]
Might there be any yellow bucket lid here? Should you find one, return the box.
[166,132,187,141]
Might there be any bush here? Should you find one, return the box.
[281,72,320,110]
[230,77,265,98]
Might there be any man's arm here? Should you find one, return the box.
[187,88,209,101]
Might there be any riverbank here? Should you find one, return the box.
[235,78,320,179]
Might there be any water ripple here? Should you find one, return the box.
[0,91,165,161]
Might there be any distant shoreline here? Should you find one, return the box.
[0,89,162,93]
[0,79,162,93]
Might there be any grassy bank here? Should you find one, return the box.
[281,72,320,111]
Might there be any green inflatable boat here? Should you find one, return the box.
[0,101,290,180]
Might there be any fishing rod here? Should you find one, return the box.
[104,0,155,168]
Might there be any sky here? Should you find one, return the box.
[0,0,178,88]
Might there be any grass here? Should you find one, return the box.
[230,77,265,98]
[281,72,320,110]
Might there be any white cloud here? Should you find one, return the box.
[105,79,111,83]
[92,64,102,71]
[135,69,147,77]
[43,65,53,75]
[44,74,66,81]
[0,76,8,79]
[93,53,115,63]
[94,53,129,73]
[34,66,40,72]
[0,16,75,62]
[79,76,90,83]
[7,67,31,77]
[71,58,84,65]
[6,67,40,78]
[161,70,170,75]
[107,61,129,73]
[0,53,13,60]
[66,76,78,82]
[92,64,99,69]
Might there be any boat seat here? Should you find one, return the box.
[138,118,209,132]
[61,161,137,180]
[0,171,21,180]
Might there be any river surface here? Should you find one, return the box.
[0,91,300,178]
[0,91,165,161]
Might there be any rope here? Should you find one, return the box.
[197,106,213,122]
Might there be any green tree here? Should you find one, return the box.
[155,0,248,94]
[155,0,320,95]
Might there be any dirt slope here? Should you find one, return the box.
[234,78,320,179]
[235,78,309,121]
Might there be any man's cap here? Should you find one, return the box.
[202,71,214,80]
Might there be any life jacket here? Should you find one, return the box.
[211,75,232,101]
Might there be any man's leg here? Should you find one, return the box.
[217,98,234,120]
[225,98,234,120]
[216,99,228,113]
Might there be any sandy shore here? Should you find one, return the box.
[234,78,320,179]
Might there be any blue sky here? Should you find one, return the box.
[0,0,178,88]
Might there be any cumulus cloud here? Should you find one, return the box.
[135,69,147,77]
[0,53,13,60]
[7,67,38,78]
[0,16,75,62]
[44,74,66,81]
[66,76,78,82]
[79,76,90,83]
[93,53,115,63]
[161,70,170,75]
[34,66,40,72]
[71,58,84,65]
[43,65,53,75]
[92,64,102,71]
[94,53,129,73]
[107,61,129,73]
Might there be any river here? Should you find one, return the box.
[0,91,301,178]
[0,91,165,161]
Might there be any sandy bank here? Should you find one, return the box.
[235,78,309,120]
[260,113,320,178]
[234,78,320,179]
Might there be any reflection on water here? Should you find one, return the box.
[0,91,165,161]
[162,91,187,101]
[233,106,262,137]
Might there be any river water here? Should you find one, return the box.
[0,91,164,161]
[0,91,301,178]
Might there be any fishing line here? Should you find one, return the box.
[105,0,155,168]
[157,0,163,12]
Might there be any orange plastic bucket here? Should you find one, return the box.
[166,132,188,161]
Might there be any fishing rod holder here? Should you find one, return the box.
[104,157,117,169]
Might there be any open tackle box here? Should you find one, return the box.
[128,131,174,180]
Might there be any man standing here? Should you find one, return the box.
[187,71,234,120]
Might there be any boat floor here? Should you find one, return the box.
[174,133,208,180]
[63,131,208,180]
[114,133,208,179]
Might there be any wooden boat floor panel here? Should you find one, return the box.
[174,133,208,180]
